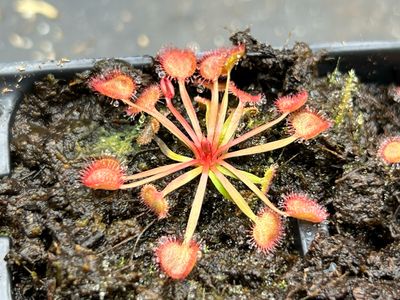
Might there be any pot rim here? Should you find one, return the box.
[2,41,400,177]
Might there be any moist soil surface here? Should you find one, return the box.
[1,32,399,299]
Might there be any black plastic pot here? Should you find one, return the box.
[1,42,400,298]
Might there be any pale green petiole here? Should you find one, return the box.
[222,135,297,159]
[208,170,232,200]
[183,168,209,244]
[216,165,263,185]
[162,166,203,197]
[154,136,193,162]
[216,112,289,156]
[212,167,257,222]
[212,72,232,146]
[121,160,198,189]
[220,161,287,216]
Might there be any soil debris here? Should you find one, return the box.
[1,31,399,299]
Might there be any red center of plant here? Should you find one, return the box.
[199,138,215,164]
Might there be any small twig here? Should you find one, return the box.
[111,219,156,274]
[280,153,300,166]
[97,234,139,256]
[31,166,46,180]
[23,265,45,285]
[19,170,37,181]
[393,205,400,222]
[20,166,45,181]
[319,145,346,160]
[130,219,156,260]
[389,224,400,238]
[97,213,146,256]
[335,167,365,184]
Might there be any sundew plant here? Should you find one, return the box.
[81,44,330,279]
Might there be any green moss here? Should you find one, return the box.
[327,62,342,86]
[81,114,147,159]
[274,279,288,290]
[353,112,365,145]
[335,69,358,126]
[117,257,126,268]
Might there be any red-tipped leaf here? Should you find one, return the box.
[198,51,225,81]
[158,47,197,80]
[282,192,328,223]
[251,208,283,253]
[229,82,262,104]
[275,91,308,113]
[155,237,200,280]
[81,157,124,190]
[126,85,161,116]
[140,184,169,219]
[88,70,136,100]
[290,108,331,139]
[378,136,400,164]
